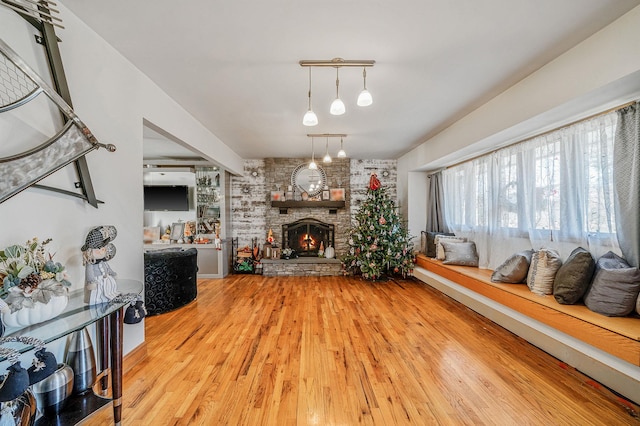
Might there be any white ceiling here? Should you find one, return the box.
[61,0,640,162]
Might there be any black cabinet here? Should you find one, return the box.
[144,248,198,315]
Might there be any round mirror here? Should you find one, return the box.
[291,164,327,198]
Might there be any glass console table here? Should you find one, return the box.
[2,279,143,426]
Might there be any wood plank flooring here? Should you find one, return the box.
[88,275,639,425]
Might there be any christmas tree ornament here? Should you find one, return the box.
[369,173,381,190]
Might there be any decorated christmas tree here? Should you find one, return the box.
[342,173,415,280]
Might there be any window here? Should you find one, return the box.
[442,112,619,268]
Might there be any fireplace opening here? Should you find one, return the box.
[282,218,335,257]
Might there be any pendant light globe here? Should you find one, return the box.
[337,137,347,158]
[330,98,346,115]
[303,67,318,126]
[309,137,318,169]
[323,138,332,163]
[303,109,318,126]
[357,89,373,107]
[330,67,345,115]
[357,67,373,107]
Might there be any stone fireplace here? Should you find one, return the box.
[264,158,351,257]
[282,218,334,256]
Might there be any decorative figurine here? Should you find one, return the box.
[81,226,119,305]
[369,173,381,191]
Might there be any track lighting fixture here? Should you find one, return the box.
[300,58,374,124]
[308,133,347,160]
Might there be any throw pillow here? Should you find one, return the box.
[420,231,427,254]
[441,241,479,267]
[434,235,466,260]
[584,251,640,317]
[426,231,454,258]
[527,249,562,296]
[491,250,534,283]
[553,247,596,305]
[636,293,640,316]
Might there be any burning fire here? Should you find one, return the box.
[299,233,317,251]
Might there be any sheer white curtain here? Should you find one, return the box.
[443,112,620,269]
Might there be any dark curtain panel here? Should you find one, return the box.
[614,102,640,267]
[426,171,449,233]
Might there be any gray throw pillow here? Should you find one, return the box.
[441,241,479,267]
[491,250,534,283]
[435,235,466,260]
[584,251,640,317]
[420,231,427,254]
[426,231,454,258]
[553,247,595,305]
[527,249,562,296]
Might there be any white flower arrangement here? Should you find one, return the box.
[0,238,71,313]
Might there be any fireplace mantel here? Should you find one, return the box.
[271,201,345,208]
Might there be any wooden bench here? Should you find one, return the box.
[415,254,640,367]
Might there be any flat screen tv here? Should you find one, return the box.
[144,185,189,211]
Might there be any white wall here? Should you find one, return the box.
[398,5,640,228]
[0,4,242,356]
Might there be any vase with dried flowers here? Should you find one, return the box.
[0,238,71,328]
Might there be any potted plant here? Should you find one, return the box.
[0,238,71,328]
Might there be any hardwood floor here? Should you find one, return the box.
[89,275,639,425]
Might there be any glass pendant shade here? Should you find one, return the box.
[303,68,318,126]
[337,137,346,158]
[330,98,345,115]
[357,67,373,107]
[309,137,317,169]
[303,109,318,126]
[323,138,332,163]
[357,89,373,107]
[330,68,346,115]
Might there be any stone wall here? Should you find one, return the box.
[261,259,342,276]
[265,157,351,257]
[230,158,398,259]
[230,159,266,246]
[349,159,397,222]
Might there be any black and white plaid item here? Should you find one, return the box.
[81,225,117,251]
